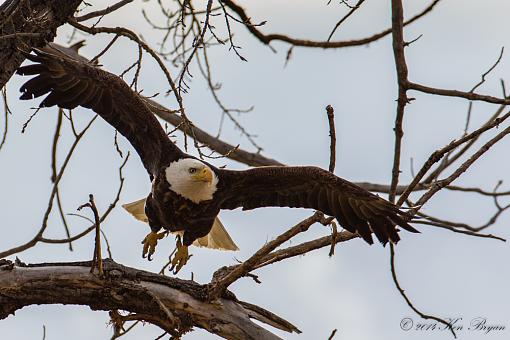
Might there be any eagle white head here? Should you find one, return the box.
[165,158,218,203]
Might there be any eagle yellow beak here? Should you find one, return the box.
[193,167,213,184]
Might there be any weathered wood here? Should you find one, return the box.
[0,259,299,339]
[0,0,82,88]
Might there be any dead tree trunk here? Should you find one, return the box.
[0,0,81,87]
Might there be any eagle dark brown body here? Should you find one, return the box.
[17,46,419,251]
[146,166,222,246]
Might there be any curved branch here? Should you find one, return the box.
[222,0,442,49]
[0,259,300,339]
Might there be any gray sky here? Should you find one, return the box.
[2,1,510,339]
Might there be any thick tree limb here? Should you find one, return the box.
[0,0,82,88]
[0,259,300,339]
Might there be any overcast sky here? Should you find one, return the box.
[2,1,510,339]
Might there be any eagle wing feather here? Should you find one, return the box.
[217,166,418,244]
[17,46,418,246]
[17,47,183,176]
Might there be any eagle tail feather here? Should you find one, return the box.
[122,198,239,251]
[194,217,239,251]
[122,198,148,223]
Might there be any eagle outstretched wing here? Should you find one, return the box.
[17,47,183,176]
[217,166,418,244]
[17,46,418,246]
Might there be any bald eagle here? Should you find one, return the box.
[17,47,418,273]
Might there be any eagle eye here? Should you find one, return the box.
[188,167,197,174]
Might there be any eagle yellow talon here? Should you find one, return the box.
[142,231,167,261]
[169,236,190,274]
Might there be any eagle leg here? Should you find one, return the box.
[141,231,167,261]
[169,235,191,274]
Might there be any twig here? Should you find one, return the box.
[412,220,506,242]
[51,110,73,251]
[425,101,508,183]
[40,153,129,245]
[253,231,358,270]
[390,244,457,338]
[464,48,505,133]
[100,229,114,259]
[78,194,104,276]
[129,44,143,90]
[91,34,120,63]
[208,213,332,300]
[398,109,510,205]
[470,47,504,94]
[195,42,260,151]
[177,0,213,95]
[327,0,365,42]
[113,130,123,158]
[221,0,442,49]
[21,108,41,133]
[75,0,134,22]
[0,86,10,152]
[414,196,510,234]
[324,104,339,256]
[325,105,336,173]
[408,81,510,105]
[218,0,250,60]
[403,34,423,47]
[146,98,277,166]
[0,115,97,258]
[68,19,190,134]
[110,314,140,340]
[414,123,510,209]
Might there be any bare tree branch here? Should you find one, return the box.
[389,244,457,338]
[408,81,510,105]
[0,259,300,339]
[221,0,442,49]
[327,0,366,42]
[389,0,410,203]
[0,115,97,258]
[75,0,134,22]
[208,213,333,301]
